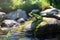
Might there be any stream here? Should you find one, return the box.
[0,34,58,40]
[0,35,38,40]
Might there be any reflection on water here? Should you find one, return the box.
[0,35,38,40]
[0,35,58,40]
[0,35,8,40]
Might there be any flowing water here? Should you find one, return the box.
[0,30,38,40]
[0,35,38,40]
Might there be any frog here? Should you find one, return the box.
[29,13,43,32]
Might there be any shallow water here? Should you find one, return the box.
[0,32,58,40]
[0,35,38,40]
[0,35,58,40]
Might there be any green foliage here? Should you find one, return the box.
[0,0,51,13]
[0,0,59,13]
[39,0,50,10]
[48,0,60,9]
[20,0,50,12]
[29,13,43,21]
[0,0,40,13]
[0,0,23,12]
[0,0,12,12]
[20,0,40,13]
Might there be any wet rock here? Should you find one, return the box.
[1,20,20,27]
[6,9,28,20]
[0,12,6,21]
[31,9,39,13]
[17,18,25,24]
[40,8,60,25]
[0,28,10,35]
[40,8,60,21]
[40,8,59,16]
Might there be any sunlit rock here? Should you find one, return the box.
[1,20,20,27]
[40,8,59,16]
[0,27,10,31]
[39,17,60,27]
[43,17,58,24]
[23,24,32,31]
[6,9,28,20]
[0,28,9,35]
[23,22,35,31]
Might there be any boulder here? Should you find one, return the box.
[1,20,20,27]
[42,17,60,25]
[35,17,60,38]
[40,8,60,20]
[38,17,60,31]
[40,8,59,16]
[0,28,10,34]
[6,9,28,20]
